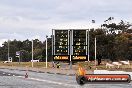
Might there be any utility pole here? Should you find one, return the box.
[32,40,34,67]
[46,35,48,68]
[8,40,10,61]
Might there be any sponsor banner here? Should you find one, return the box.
[76,74,131,85]
[53,55,70,61]
[85,74,131,83]
[72,55,88,61]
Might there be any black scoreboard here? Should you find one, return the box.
[52,29,88,61]
[72,30,88,61]
[53,30,69,61]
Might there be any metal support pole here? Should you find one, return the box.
[8,40,10,61]
[54,30,55,55]
[69,30,73,69]
[46,35,48,68]
[52,29,53,56]
[88,29,90,61]
[68,30,69,55]
[95,37,97,67]
[32,40,34,67]
[86,30,87,56]
[52,29,54,63]
[19,51,21,64]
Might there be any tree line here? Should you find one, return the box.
[0,38,52,62]
[89,17,132,61]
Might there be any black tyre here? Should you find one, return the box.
[76,76,86,85]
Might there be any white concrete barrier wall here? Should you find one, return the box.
[94,70,132,80]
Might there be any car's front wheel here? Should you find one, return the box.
[76,75,86,85]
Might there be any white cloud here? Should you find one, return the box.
[0,0,132,45]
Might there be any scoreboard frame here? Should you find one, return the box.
[52,29,89,62]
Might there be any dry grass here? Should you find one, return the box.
[0,61,132,72]
[0,62,51,68]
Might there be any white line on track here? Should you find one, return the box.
[16,76,77,87]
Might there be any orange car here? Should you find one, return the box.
[76,67,131,85]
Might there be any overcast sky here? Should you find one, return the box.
[0,0,132,46]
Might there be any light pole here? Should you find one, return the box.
[95,37,97,68]
[91,20,97,68]
[8,40,10,61]
[32,39,34,67]
[46,35,48,68]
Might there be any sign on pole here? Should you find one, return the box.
[16,51,20,57]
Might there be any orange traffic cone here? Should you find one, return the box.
[25,66,28,78]
[25,72,28,78]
